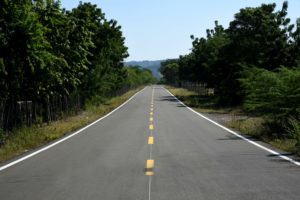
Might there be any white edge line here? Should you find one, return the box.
[0,87,147,172]
[165,88,300,167]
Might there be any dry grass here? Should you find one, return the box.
[0,88,142,162]
[227,118,297,153]
[226,117,265,137]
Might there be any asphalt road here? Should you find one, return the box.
[0,86,299,200]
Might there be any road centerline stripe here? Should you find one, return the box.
[148,136,154,145]
[146,159,154,169]
[149,124,154,130]
[146,87,155,200]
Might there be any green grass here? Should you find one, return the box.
[168,86,299,156]
[0,88,142,163]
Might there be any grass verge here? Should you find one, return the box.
[167,87,242,114]
[226,118,297,153]
[167,86,298,155]
[0,87,142,163]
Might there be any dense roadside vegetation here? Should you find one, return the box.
[0,0,156,159]
[161,2,300,154]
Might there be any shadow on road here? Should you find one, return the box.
[158,96,178,102]
[158,95,188,108]
[267,153,300,164]
[217,134,260,142]
[268,153,293,157]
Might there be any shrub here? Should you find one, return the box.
[240,66,300,137]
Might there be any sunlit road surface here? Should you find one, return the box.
[0,86,299,200]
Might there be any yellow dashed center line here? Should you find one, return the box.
[147,88,155,199]
[149,124,154,130]
[146,159,154,169]
[146,171,154,176]
[148,136,154,145]
[145,159,154,176]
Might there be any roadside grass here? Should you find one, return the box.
[0,88,142,163]
[168,86,298,155]
[167,87,242,114]
[227,118,297,154]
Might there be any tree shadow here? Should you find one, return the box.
[158,96,178,102]
[266,154,300,166]
[217,134,260,142]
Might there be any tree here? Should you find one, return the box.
[33,0,92,96]
[159,60,179,84]
[227,2,293,70]
[173,2,297,105]
[0,1,133,130]
[70,2,128,97]
[0,0,53,100]
[189,21,229,87]
[125,66,157,88]
[290,18,300,66]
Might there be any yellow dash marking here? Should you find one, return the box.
[149,124,154,130]
[146,159,155,169]
[148,136,154,144]
[149,117,153,122]
[150,112,153,116]
[146,171,154,176]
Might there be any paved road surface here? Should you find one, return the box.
[0,86,299,200]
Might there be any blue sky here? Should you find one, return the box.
[60,0,300,61]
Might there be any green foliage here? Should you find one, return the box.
[0,0,53,99]
[160,2,300,148]
[0,1,152,132]
[227,2,293,69]
[0,0,130,101]
[241,66,300,119]
[125,66,157,88]
[159,59,179,84]
[286,117,300,154]
[69,2,129,97]
[240,66,300,139]
[161,2,299,105]
[189,21,230,86]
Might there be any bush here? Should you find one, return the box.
[241,66,300,115]
[240,66,300,138]
[286,117,300,154]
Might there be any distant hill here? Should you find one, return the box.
[125,60,164,79]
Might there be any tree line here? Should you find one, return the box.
[0,0,156,130]
[160,2,300,141]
